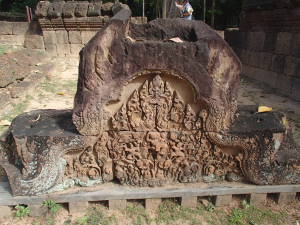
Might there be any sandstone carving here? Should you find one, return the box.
[36,1,146,31]
[0,4,299,196]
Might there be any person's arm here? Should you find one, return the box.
[175,1,184,10]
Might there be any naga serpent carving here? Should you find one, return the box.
[0,5,299,196]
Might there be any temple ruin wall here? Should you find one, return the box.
[225,7,300,101]
[0,18,146,57]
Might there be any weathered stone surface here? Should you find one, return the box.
[130,17,147,25]
[248,193,267,206]
[291,33,300,58]
[246,32,265,51]
[73,17,241,135]
[44,43,57,56]
[0,21,13,35]
[242,64,278,87]
[35,1,51,18]
[276,192,296,204]
[36,1,145,32]
[1,6,300,197]
[225,30,247,50]
[240,8,300,32]
[291,77,300,101]
[112,2,130,16]
[56,44,71,56]
[284,56,300,76]
[12,22,29,35]
[1,109,97,196]
[258,52,272,70]
[263,32,277,52]
[47,1,65,18]
[68,31,82,44]
[75,1,89,17]
[81,31,96,44]
[0,35,25,46]
[55,30,69,44]
[70,44,84,55]
[87,2,102,17]
[213,195,232,207]
[101,2,114,16]
[43,31,57,45]
[69,201,89,214]
[63,1,77,18]
[271,55,286,73]
[24,35,45,49]
[275,32,292,55]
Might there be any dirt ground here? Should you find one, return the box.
[0,46,299,225]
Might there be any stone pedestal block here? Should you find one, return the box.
[276,192,296,204]
[109,200,127,210]
[249,193,267,206]
[181,196,198,208]
[145,198,161,212]
[213,195,232,207]
[69,201,89,214]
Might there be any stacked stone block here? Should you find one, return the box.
[42,29,94,56]
[225,29,300,101]
[34,1,147,56]
[0,21,28,45]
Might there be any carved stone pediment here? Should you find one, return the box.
[1,6,299,196]
[63,75,243,187]
[112,75,198,132]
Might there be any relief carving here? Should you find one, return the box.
[61,75,241,186]
[63,75,243,186]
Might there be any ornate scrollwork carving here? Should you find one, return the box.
[85,75,242,186]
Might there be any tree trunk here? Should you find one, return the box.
[203,0,206,22]
[162,0,167,18]
[211,0,215,28]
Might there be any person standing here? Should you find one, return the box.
[175,0,194,20]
